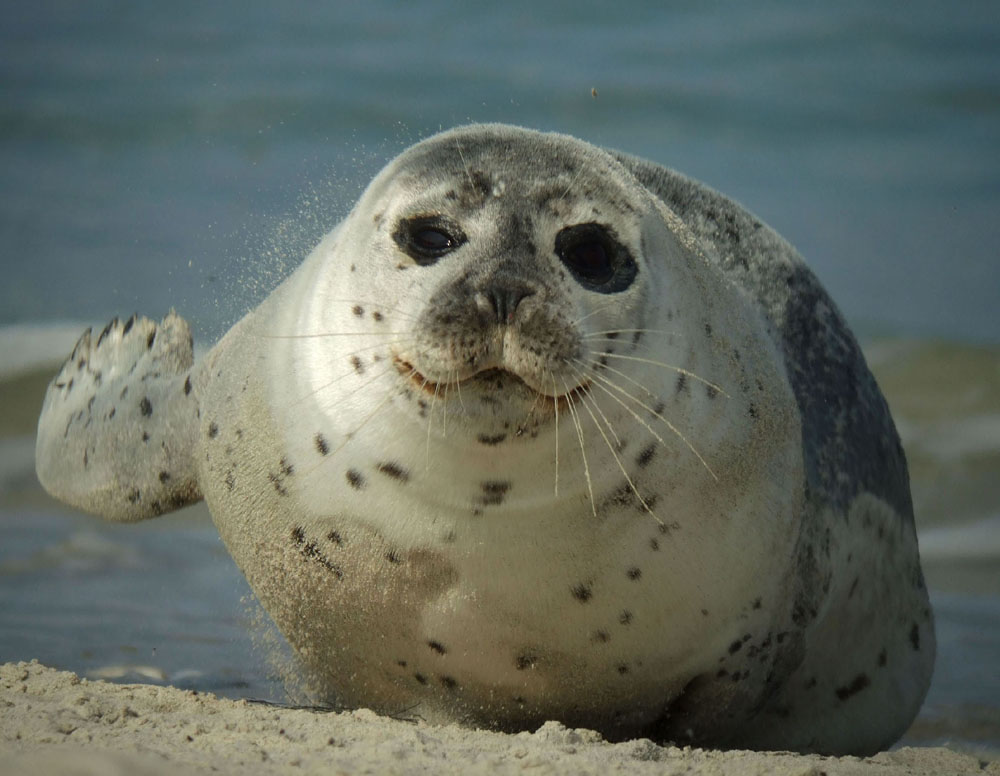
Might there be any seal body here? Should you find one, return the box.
[36,124,934,755]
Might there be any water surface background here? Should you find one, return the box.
[1,0,997,758]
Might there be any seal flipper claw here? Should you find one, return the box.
[36,310,203,521]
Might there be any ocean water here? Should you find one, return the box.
[1,0,998,757]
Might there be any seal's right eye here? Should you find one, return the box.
[393,216,467,266]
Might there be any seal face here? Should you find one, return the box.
[36,124,934,756]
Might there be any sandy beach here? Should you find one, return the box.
[2,661,995,776]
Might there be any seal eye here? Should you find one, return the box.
[393,216,467,266]
[414,228,454,253]
[555,223,637,293]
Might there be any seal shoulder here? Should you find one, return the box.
[610,150,913,520]
[35,311,204,520]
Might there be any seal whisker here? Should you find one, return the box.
[568,364,664,527]
[296,370,409,483]
[514,379,547,438]
[569,363,622,450]
[290,359,401,408]
[559,375,596,517]
[454,137,475,192]
[257,331,409,340]
[571,302,619,328]
[582,329,683,340]
[550,371,560,498]
[572,357,719,482]
[558,164,586,203]
[594,352,730,398]
[286,335,419,407]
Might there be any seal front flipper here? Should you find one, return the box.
[35,311,203,521]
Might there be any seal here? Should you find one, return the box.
[35,124,934,755]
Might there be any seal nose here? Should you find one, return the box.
[476,282,535,325]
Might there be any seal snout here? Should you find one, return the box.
[474,281,536,325]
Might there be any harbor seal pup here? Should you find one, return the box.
[35,124,934,755]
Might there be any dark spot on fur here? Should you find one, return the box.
[480,480,511,505]
[705,383,719,399]
[571,583,592,602]
[315,433,329,455]
[428,640,447,655]
[207,422,218,439]
[352,305,364,317]
[385,550,403,564]
[440,676,458,690]
[147,330,156,349]
[636,444,656,468]
[619,610,633,625]
[477,433,507,446]
[878,648,887,667]
[752,597,762,610]
[224,470,235,491]
[184,376,192,395]
[292,527,342,578]
[616,664,629,675]
[142,431,150,443]
[158,471,170,483]
[701,608,709,616]
[126,488,141,504]
[327,530,343,545]
[652,400,666,416]
[835,674,870,701]
[373,311,384,322]
[377,462,410,482]
[591,630,610,644]
[626,567,642,581]
[414,673,427,685]
[139,397,153,417]
[396,660,407,668]
[346,469,365,490]
[909,623,920,651]
[350,355,364,375]
[649,537,660,551]
[728,639,743,655]
[268,472,289,496]
[515,652,537,671]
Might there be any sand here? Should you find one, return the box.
[1,662,994,776]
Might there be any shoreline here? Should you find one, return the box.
[1,661,995,776]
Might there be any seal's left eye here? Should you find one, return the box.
[413,228,454,252]
[393,216,467,266]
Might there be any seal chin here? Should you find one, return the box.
[392,356,588,409]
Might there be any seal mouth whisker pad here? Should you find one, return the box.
[36,123,933,757]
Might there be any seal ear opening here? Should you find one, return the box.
[554,222,637,293]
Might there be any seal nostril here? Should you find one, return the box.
[481,283,534,324]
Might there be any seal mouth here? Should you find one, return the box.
[392,356,589,408]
